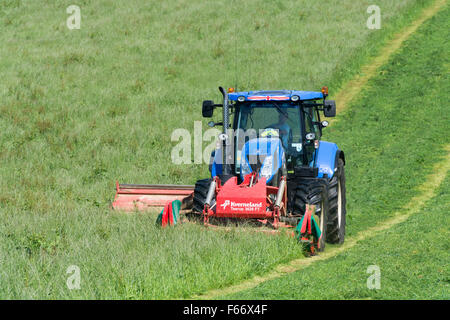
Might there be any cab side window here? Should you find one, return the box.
[313,109,321,138]
[303,107,321,138]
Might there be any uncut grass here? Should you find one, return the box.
[0,0,434,187]
[222,6,450,299]
[0,0,441,298]
[222,175,450,300]
[0,212,300,299]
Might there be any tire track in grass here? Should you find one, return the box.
[332,0,447,118]
[190,0,448,300]
[193,145,450,299]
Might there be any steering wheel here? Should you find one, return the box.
[260,127,280,138]
[262,126,293,151]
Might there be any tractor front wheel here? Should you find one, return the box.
[292,179,329,251]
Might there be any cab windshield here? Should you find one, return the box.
[234,101,303,172]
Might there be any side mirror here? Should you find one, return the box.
[324,100,336,117]
[202,100,214,118]
[208,121,223,127]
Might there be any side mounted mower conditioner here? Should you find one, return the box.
[113,86,347,253]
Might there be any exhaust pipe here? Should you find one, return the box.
[275,177,286,208]
[219,86,230,175]
[205,179,216,206]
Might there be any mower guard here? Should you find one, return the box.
[215,176,270,218]
[202,174,288,229]
[112,181,194,212]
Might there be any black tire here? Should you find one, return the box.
[192,178,215,213]
[292,179,329,251]
[326,158,347,244]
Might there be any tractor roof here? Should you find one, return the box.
[228,90,324,102]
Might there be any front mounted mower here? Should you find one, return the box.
[113,86,347,253]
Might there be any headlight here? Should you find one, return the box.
[260,156,273,179]
[238,96,245,102]
[291,95,300,102]
[240,155,251,176]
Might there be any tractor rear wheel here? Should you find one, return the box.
[192,178,215,213]
[326,158,347,244]
[292,179,329,251]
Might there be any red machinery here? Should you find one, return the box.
[112,182,194,212]
[111,173,322,255]
[112,172,288,229]
[202,173,287,229]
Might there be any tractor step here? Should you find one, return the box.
[112,181,194,212]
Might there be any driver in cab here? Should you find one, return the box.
[266,111,291,150]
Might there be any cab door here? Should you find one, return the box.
[302,105,320,165]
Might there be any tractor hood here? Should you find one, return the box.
[240,137,285,183]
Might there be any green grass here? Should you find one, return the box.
[0,214,302,298]
[222,5,450,299]
[222,175,450,299]
[0,0,447,299]
[321,2,450,237]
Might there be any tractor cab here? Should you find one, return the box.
[204,88,336,185]
[195,86,346,250]
[234,98,313,176]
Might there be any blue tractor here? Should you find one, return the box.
[193,87,347,251]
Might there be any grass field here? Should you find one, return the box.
[220,5,450,299]
[0,0,448,299]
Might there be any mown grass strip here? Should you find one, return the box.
[194,145,450,299]
[332,0,447,117]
